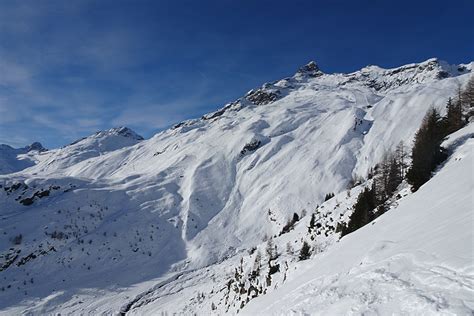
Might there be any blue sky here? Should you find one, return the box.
[1,0,473,148]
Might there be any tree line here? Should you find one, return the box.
[340,76,474,237]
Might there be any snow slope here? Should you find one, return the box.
[106,123,473,316]
[77,124,473,316]
[244,131,474,315]
[0,58,472,314]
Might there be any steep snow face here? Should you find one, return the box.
[243,133,474,315]
[0,142,46,175]
[0,59,472,314]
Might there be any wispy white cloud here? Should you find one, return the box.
[0,59,32,86]
[0,1,278,148]
[77,118,102,128]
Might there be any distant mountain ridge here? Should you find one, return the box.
[0,142,46,175]
[0,126,143,175]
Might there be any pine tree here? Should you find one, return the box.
[324,193,334,201]
[280,212,300,235]
[298,241,311,261]
[308,213,316,233]
[265,238,276,261]
[373,149,403,204]
[341,187,376,236]
[395,141,408,179]
[251,251,262,278]
[406,108,446,191]
[292,212,300,223]
[387,155,402,195]
[444,97,464,134]
[461,75,474,118]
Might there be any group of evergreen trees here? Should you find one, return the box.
[340,77,474,237]
[340,187,376,237]
[407,78,473,191]
[340,143,407,237]
[373,142,408,203]
[323,192,335,201]
[405,108,448,191]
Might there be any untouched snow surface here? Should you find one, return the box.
[0,58,473,314]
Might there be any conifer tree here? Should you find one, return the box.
[265,238,276,261]
[341,187,376,236]
[387,155,402,195]
[308,213,316,233]
[406,108,446,191]
[444,97,464,134]
[324,193,334,201]
[298,241,311,261]
[373,149,403,204]
[251,251,262,278]
[461,75,474,118]
[395,141,408,179]
[286,242,294,255]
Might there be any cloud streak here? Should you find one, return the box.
[1,0,472,149]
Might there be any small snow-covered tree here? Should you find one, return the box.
[252,251,262,278]
[308,213,316,233]
[11,234,22,245]
[461,76,474,117]
[395,141,408,179]
[265,238,276,261]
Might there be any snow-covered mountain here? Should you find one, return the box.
[3,126,144,176]
[0,142,46,175]
[0,58,472,315]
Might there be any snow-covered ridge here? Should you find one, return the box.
[0,127,143,176]
[67,126,144,147]
[346,58,471,91]
[15,126,144,174]
[172,58,471,131]
[0,142,47,175]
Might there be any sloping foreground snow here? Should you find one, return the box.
[244,138,474,315]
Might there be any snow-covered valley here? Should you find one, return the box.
[0,58,473,315]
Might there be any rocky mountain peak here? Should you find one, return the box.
[296,60,323,78]
[105,126,144,141]
[25,142,47,152]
